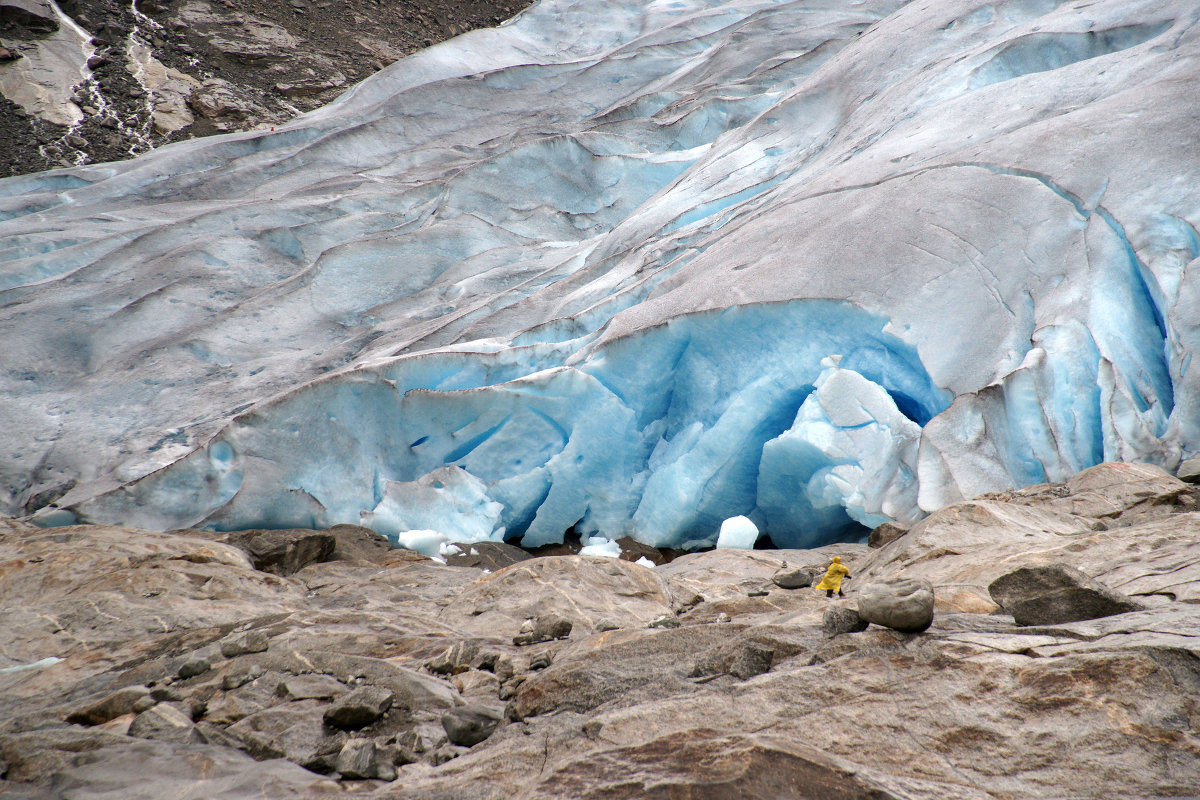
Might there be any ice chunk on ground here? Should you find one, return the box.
[716,516,759,549]
[393,530,448,560]
[579,536,622,558]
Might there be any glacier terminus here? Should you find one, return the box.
[1,0,1198,552]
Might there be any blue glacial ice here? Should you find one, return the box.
[0,0,1198,552]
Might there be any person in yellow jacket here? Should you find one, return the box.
[815,556,850,598]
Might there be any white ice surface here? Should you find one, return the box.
[1,0,1198,550]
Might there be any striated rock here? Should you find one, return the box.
[857,578,934,633]
[441,706,503,747]
[322,685,394,730]
[822,606,869,636]
[988,564,1147,626]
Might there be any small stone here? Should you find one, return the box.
[428,745,461,765]
[594,618,621,632]
[823,605,869,635]
[648,615,680,629]
[441,705,502,747]
[131,695,158,714]
[178,657,211,679]
[746,589,770,597]
[335,738,379,780]
[150,686,184,702]
[715,613,732,623]
[427,640,480,674]
[528,651,553,671]
[323,685,394,730]
[220,630,269,658]
[275,674,346,701]
[222,665,264,690]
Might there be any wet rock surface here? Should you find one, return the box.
[1,463,1199,798]
[0,0,534,177]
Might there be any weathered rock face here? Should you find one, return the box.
[1,463,1200,798]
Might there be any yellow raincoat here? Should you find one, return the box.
[815,557,850,592]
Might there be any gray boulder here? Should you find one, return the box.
[822,606,869,635]
[988,564,1147,626]
[772,566,817,589]
[857,578,935,633]
[323,685,394,730]
[441,706,503,747]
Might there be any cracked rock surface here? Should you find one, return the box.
[1,462,1198,798]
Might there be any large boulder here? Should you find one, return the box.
[857,578,934,633]
[988,564,1147,626]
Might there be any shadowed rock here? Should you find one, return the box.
[322,686,394,730]
[823,606,869,636]
[988,564,1147,626]
[66,685,152,725]
[218,530,336,576]
[868,522,910,549]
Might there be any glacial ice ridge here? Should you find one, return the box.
[1,0,1198,550]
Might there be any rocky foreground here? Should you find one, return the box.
[1,461,1198,799]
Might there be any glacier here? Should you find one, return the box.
[1,0,1198,551]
